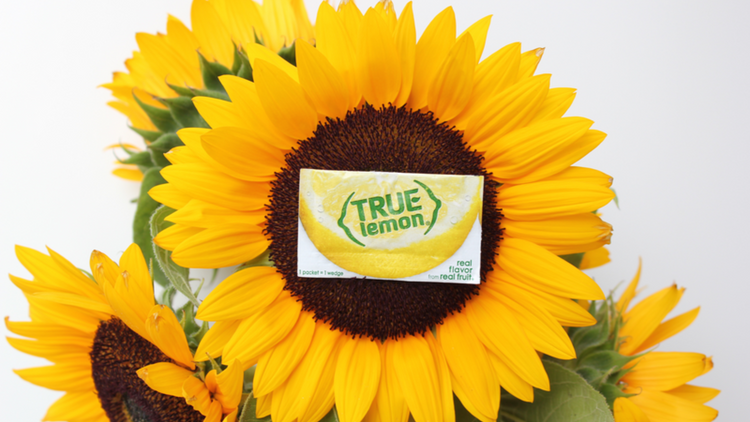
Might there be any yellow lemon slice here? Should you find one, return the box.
[299,169,483,279]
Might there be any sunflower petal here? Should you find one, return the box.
[170,223,269,268]
[612,397,649,422]
[357,9,401,107]
[487,349,534,402]
[409,7,456,109]
[622,352,709,391]
[665,384,720,404]
[628,389,718,422]
[392,334,443,422]
[458,15,492,62]
[392,2,416,107]
[334,337,381,422]
[502,213,612,255]
[428,33,476,121]
[194,320,242,362]
[198,267,285,321]
[363,339,410,422]
[296,40,349,119]
[43,391,106,422]
[149,183,192,210]
[191,0,234,65]
[315,2,360,107]
[635,307,700,353]
[619,285,682,355]
[144,304,195,369]
[497,180,615,221]
[201,127,284,181]
[14,363,93,392]
[137,362,195,397]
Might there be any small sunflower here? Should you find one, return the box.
[612,264,719,422]
[103,0,315,181]
[154,2,615,421]
[6,244,204,422]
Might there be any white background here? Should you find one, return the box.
[1,0,747,420]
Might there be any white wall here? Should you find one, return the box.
[1,1,746,420]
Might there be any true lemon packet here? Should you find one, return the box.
[298,169,483,284]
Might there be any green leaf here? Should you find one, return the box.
[499,361,614,422]
[199,52,233,93]
[133,168,168,287]
[133,94,180,133]
[161,96,210,129]
[238,392,272,422]
[559,252,585,268]
[130,126,163,142]
[149,205,200,307]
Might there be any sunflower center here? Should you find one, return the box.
[90,318,203,422]
[267,105,503,340]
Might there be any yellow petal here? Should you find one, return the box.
[136,32,200,88]
[144,304,195,369]
[194,320,242,362]
[612,397,650,422]
[7,336,91,363]
[223,292,302,365]
[14,363,93,392]
[484,287,576,360]
[191,0,234,66]
[197,267,285,321]
[43,391,106,422]
[485,270,596,328]
[392,334,443,422]
[100,274,151,340]
[528,88,577,124]
[137,362,195,397]
[438,313,499,422]
[665,384,720,404]
[525,166,612,187]
[166,200,265,229]
[161,163,270,212]
[171,222,269,268]
[517,48,544,80]
[334,336,381,422]
[244,43,300,82]
[423,331,455,422]
[497,238,604,300]
[201,126,285,181]
[113,167,144,181]
[622,352,709,391]
[4,318,90,340]
[428,33,476,121]
[253,311,316,396]
[27,292,111,318]
[271,321,342,422]
[153,224,205,251]
[487,349,534,402]
[215,359,244,412]
[628,389,718,422]
[357,9,401,108]
[392,2,415,107]
[465,74,550,150]
[363,339,410,422]
[182,375,213,415]
[465,292,549,390]
[193,96,247,129]
[497,180,615,221]
[580,246,611,270]
[619,285,682,355]
[316,2,360,107]
[218,75,298,149]
[222,0,267,50]
[635,307,700,353]
[296,40,349,119]
[616,259,642,314]
[254,59,318,140]
[118,243,155,313]
[149,183,192,209]
[409,7,456,109]
[485,119,602,184]
[15,246,101,300]
[502,213,612,255]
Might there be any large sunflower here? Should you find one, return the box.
[153,2,615,421]
[103,0,315,181]
[6,244,204,422]
[612,265,719,422]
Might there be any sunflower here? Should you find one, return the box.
[612,264,719,422]
[152,2,615,421]
[6,244,205,422]
[103,0,315,181]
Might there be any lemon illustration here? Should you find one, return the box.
[299,169,483,279]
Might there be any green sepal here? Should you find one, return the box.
[177,301,202,337]
[278,42,297,66]
[559,252,585,268]
[133,168,169,287]
[159,285,177,307]
[499,361,615,422]
[597,383,633,409]
[160,96,210,129]
[190,87,231,101]
[237,249,274,271]
[130,126,163,143]
[577,350,639,379]
[149,133,184,153]
[232,43,243,75]
[149,205,200,307]
[238,392,271,422]
[191,320,209,347]
[133,94,180,133]
[199,52,233,93]
[120,150,153,166]
[235,48,254,81]
[167,83,196,97]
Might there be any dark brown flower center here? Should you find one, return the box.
[90,318,203,422]
[266,105,503,340]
